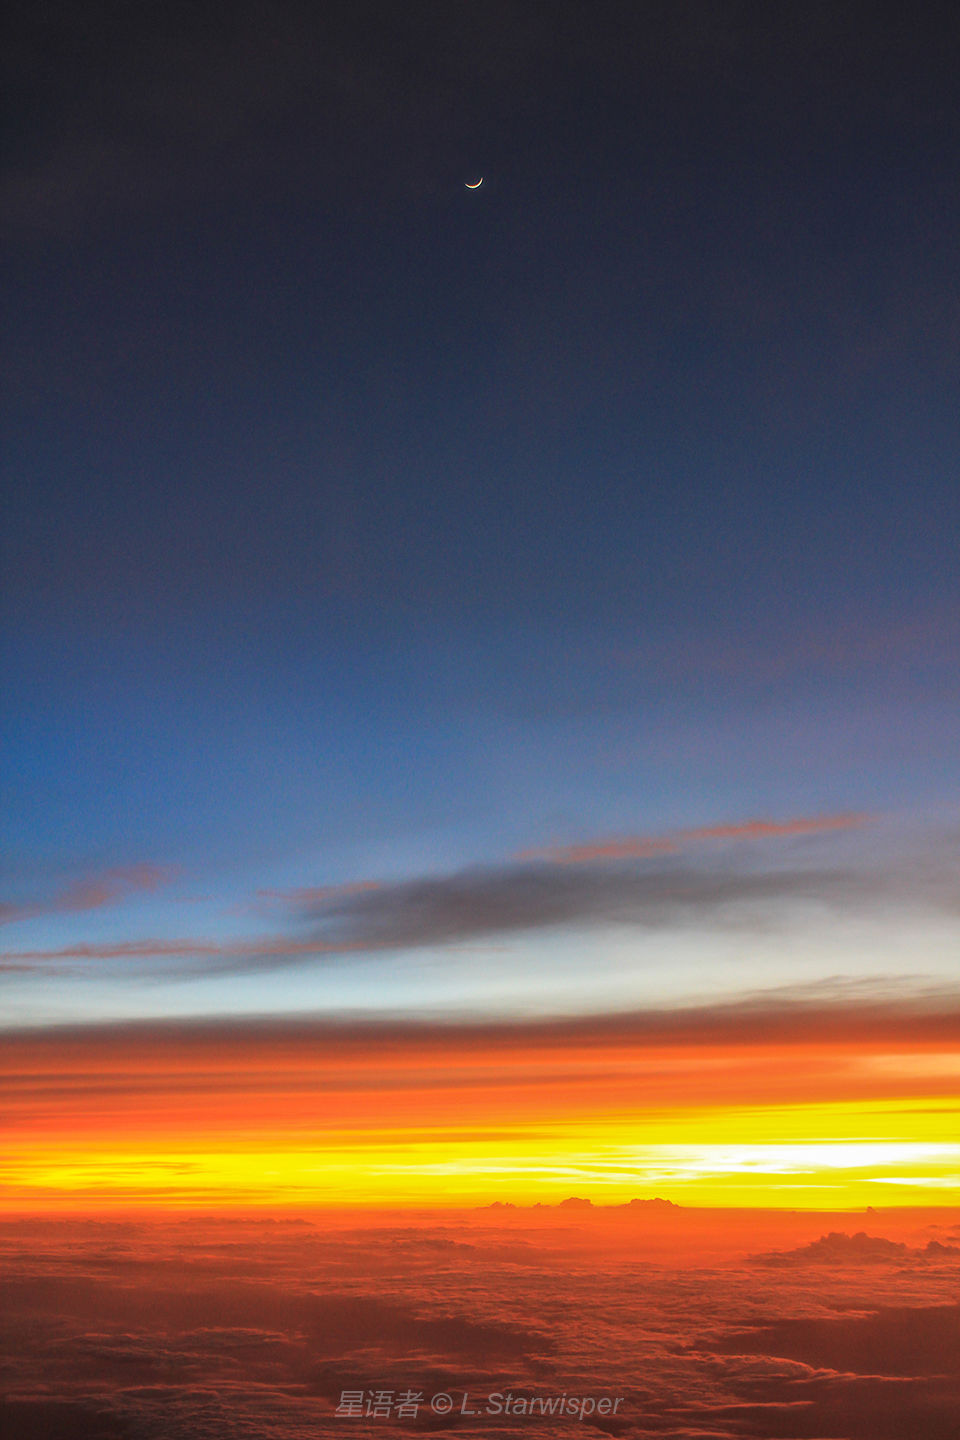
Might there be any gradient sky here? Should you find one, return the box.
[2,3,958,1207]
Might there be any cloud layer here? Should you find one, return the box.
[1,1212,959,1439]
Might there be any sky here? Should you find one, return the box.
[2,1,959,1210]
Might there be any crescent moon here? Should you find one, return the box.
[464,178,483,189]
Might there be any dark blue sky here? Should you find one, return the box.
[2,2,958,1024]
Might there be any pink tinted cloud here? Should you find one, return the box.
[0,863,176,927]
[518,838,677,863]
[521,812,870,864]
[682,813,870,841]
[257,880,381,906]
[0,936,347,962]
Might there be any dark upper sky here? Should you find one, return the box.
[6,0,959,632]
[2,3,958,1025]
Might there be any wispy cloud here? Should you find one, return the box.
[519,838,679,863]
[297,859,869,954]
[0,865,175,928]
[3,815,955,978]
[520,812,870,864]
[0,862,878,972]
[257,880,381,905]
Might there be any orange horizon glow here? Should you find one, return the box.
[3,1003,958,1211]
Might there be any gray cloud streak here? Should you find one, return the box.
[3,850,955,978]
[302,861,869,952]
